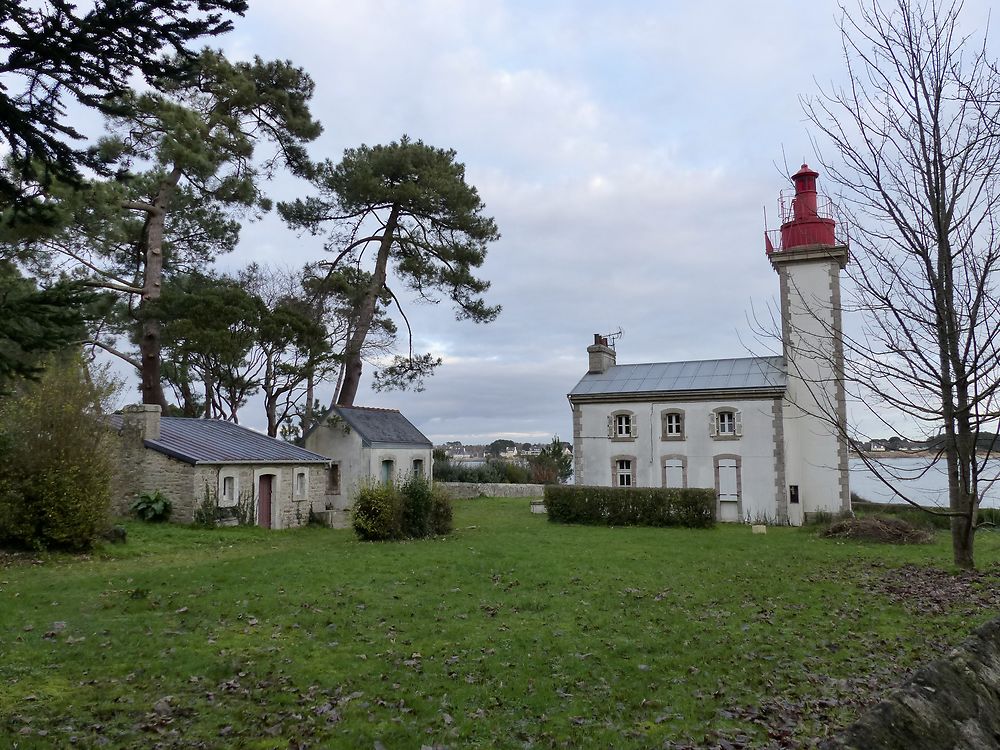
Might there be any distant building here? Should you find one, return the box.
[567,166,850,524]
[303,405,433,524]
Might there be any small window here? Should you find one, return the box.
[295,471,306,497]
[222,476,236,505]
[380,459,394,485]
[616,459,632,487]
[327,463,341,494]
[662,410,684,440]
[710,409,742,439]
[608,411,637,440]
[412,458,424,478]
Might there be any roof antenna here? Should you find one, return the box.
[601,328,623,350]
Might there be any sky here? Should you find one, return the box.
[131,0,992,444]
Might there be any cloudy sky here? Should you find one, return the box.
[172,0,988,444]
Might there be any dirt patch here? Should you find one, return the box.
[855,561,1000,615]
[821,516,933,544]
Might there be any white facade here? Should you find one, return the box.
[568,167,850,525]
[303,406,433,516]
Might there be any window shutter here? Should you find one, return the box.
[708,412,717,437]
[630,414,638,438]
[607,415,614,438]
[735,410,743,437]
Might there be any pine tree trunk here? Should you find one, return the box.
[336,203,399,406]
[138,167,182,409]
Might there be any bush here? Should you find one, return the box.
[400,475,433,538]
[352,482,402,541]
[352,477,454,541]
[0,355,118,551]
[544,485,715,528]
[131,490,172,522]
[429,486,453,535]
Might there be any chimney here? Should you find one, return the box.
[120,403,161,441]
[587,334,616,374]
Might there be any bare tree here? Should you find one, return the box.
[803,0,1000,568]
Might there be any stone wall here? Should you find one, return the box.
[821,616,1000,750]
[437,482,545,499]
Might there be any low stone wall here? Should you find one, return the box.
[821,616,1000,749]
[437,482,545,499]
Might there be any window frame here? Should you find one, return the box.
[611,455,637,487]
[709,407,743,441]
[661,454,688,488]
[608,410,637,441]
[660,409,685,441]
[327,462,341,495]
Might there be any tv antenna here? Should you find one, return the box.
[602,328,623,349]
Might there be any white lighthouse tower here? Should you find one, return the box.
[767,165,850,523]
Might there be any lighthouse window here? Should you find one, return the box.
[710,408,742,440]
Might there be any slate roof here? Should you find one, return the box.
[321,406,432,448]
[110,415,330,465]
[569,356,786,399]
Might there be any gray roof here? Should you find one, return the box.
[569,356,786,399]
[324,406,432,448]
[110,415,330,465]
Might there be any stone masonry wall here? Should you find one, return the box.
[821,616,1000,750]
[438,482,545,499]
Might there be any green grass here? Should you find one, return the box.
[2,499,999,748]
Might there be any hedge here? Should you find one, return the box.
[544,485,715,528]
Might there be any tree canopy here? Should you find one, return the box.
[280,136,500,406]
[0,0,247,216]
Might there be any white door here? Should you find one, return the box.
[717,459,740,522]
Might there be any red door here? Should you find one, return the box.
[257,475,273,528]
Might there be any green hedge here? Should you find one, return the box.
[352,476,453,541]
[544,485,715,528]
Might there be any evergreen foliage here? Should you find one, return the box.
[0,0,246,216]
[351,476,454,542]
[280,136,500,406]
[0,354,118,550]
[544,485,716,528]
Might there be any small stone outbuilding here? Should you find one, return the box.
[303,405,433,518]
[112,404,330,528]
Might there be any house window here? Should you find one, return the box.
[608,411,637,440]
[380,459,395,485]
[715,455,742,522]
[221,475,237,506]
[710,408,742,440]
[615,458,633,487]
[295,471,307,497]
[412,458,424,478]
[662,410,684,440]
[327,463,341,494]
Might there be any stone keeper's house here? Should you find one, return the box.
[568,165,851,525]
[111,404,331,528]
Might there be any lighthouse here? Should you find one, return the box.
[767,165,850,523]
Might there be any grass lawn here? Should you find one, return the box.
[2,499,1000,749]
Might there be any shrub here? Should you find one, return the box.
[544,485,715,528]
[0,354,118,551]
[352,482,403,541]
[400,475,433,538]
[131,490,172,522]
[352,478,454,541]
[429,486,453,535]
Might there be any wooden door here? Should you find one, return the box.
[257,474,273,529]
[717,459,740,522]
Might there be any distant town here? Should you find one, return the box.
[436,439,573,461]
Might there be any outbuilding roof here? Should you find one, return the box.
[316,405,432,448]
[110,415,330,465]
[569,355,786,400]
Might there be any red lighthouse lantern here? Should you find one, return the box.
[765,164,840,254]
